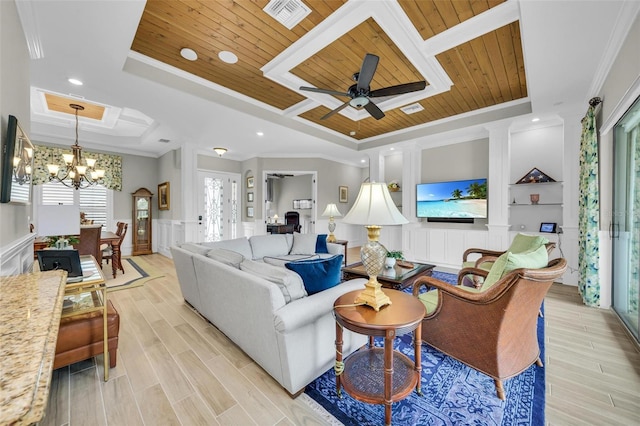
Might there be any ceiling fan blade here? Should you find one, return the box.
[369,81,427,98]
[321,100,351,120]
[300,86,350,97]
[356,54,379,91]
[364,101,385,120]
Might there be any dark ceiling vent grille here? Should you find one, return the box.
[157,138,171,143]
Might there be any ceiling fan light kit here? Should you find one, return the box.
[300,53,426,121]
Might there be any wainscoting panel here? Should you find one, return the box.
[156,219,185,258]
[0,233,36,276]
[409,228,489,269]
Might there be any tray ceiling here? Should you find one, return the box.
[131,0,526,141]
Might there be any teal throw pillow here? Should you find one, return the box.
[315,234,329,254]
[285,254,343,295]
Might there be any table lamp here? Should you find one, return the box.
[273,214,279,224]
[37,204,81,249]
[321,203,342,242]
[341,182,408,310]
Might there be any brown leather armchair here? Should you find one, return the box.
[413,258,567,400]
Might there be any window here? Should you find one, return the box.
[39,182,109,226]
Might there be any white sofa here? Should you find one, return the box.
[170,234,368,396]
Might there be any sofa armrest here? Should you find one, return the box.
[274,278,367,333]
[327,242,344,256]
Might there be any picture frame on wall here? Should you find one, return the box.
[247,192,254,202]
[247,206,254,217]
[339,186,348,203]
[247,176,254,188]
[0,115,35,204]
[158,181,170,210]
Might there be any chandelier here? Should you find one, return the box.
[47,104,105,189]
[13,139,33,185]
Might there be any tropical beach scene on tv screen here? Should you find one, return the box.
[417,178,488,218]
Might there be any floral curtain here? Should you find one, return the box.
[32,145,122,191]
[578,100,601,307]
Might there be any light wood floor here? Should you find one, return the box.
[41,252,640,426]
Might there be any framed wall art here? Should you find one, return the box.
[247,206,254,217]
[1,115,35,204]
[339,186,348,203]
[158,181,170,210]
[247,192,254,202]
[247,176,254,188]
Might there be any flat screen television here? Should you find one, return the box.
[416,178,488,223]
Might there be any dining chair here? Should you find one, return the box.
[75,224,103,265]
[103,223,127,274]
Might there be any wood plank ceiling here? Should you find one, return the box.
[131,0,526,140]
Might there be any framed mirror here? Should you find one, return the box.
[1,115,35,204]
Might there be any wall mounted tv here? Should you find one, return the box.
[416,178,488,223]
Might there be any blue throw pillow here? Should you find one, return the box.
[316,234,329,254]
[285,254,343,295]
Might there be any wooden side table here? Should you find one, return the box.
[333,239,348,266]
[334,289,426,425]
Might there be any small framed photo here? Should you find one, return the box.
[158,181,170,210]
[247,176,254,188]
[247,206,254,217]
[339,186,348,203]
[247,192,254,202]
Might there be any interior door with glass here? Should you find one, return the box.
[197,171,239,243]
[612,96,640,342]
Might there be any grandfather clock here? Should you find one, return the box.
[132,188,153,255]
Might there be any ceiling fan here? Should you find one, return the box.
[300,53,426,120]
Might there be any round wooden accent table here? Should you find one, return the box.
[334,289,426,426]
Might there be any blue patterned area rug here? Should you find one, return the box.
[306,271,545,426]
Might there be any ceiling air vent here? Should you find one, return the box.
[157,138,171,143]
[400,103,424,115]
[263,0,311,30]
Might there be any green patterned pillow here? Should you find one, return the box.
[481,244,549,291]
[508,233,549,254]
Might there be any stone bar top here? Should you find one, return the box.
[0,270,67,425]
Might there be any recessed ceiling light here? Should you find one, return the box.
[219,51,238,64]
[349,131,356,136]
[68,78,83,86]
[532,117,540,122]
[360,159,366,163]
[180,47,198,61]
[389,147,395,151]
[256,131,264,136]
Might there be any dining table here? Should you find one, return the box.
[34,231,122,278]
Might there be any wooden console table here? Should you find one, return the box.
[0,270,67,425]
[334,290,426,425]
[267,223,294,234]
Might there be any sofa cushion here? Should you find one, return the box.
[290,233,318,255]
[206,248,244,269]
[240,259,307,303]
[315,234,329,254]
[202,237,253,259]
[250,234,290,260]
[285,254,343,295]
[180,243,210,256]
[263,254,317,268]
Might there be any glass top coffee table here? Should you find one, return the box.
[342,261,435,290]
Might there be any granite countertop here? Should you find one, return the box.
[0,270,67,425]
